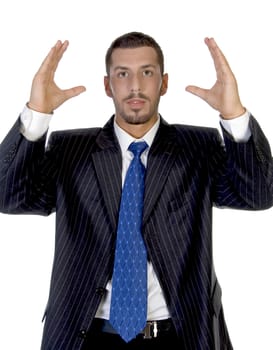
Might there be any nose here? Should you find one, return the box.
[130,74,142,93]
[130,87,141,93]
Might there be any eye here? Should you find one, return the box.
[143,70,153,77]
[117,71,129,78]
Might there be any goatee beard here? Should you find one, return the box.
[120,111,151,125]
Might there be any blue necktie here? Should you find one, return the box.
[109,141,148,343]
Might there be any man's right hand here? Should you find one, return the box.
[28,40,86,114]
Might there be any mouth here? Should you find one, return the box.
[126,98,146,109]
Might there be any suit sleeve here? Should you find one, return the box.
[0,118,57,215]
[212,115,273,210]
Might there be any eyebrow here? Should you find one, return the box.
[113,64,157,71]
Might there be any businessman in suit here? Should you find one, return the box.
[0,32,272,350]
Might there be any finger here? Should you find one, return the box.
[37,40,69,77]
[204,37,233,79]
[185,85,208,101]
[51,40,69,73]
[204,37,228,67]
[63,85,87,100]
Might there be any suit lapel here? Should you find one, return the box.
[91,116,122,231]
[143,119,180,225]
[91,116,180,231]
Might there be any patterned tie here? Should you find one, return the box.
[109,141,148,343]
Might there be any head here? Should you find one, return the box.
[104,32,168,137]
[105,32,165,76]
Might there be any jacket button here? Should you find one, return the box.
[95,287,106,295]
[79,329,87,339]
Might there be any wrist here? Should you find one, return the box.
[220,107,246,120]
[27,102,53,114]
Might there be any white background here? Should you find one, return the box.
[0,0,272,349]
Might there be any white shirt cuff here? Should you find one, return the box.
[20,105,52,141]
[220,110,251,142]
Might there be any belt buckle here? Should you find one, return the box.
[143,321,158,339]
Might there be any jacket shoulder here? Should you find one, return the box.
[48,126,101,143]
[50,127,101,139]
[170,123,222,147]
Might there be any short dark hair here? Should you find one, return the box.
[105,31,164,76]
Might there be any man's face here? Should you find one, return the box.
[104,46,168,134]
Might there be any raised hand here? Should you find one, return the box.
[186,37,245,119]
[28,40,86,114]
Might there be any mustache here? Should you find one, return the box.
[125,92,149,100]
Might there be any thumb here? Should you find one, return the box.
[63,85,86,100]
[185,85,208,100]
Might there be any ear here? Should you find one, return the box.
[160,73,168,96]
[104,76,113,97]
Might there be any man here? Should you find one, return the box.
[0,32,272,350]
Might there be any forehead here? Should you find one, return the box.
[110,46,159,70]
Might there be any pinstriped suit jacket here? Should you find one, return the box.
[0,115,272,350]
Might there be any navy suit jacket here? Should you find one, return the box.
[0,115,272,350]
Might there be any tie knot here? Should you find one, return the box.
[128,141,148,157]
